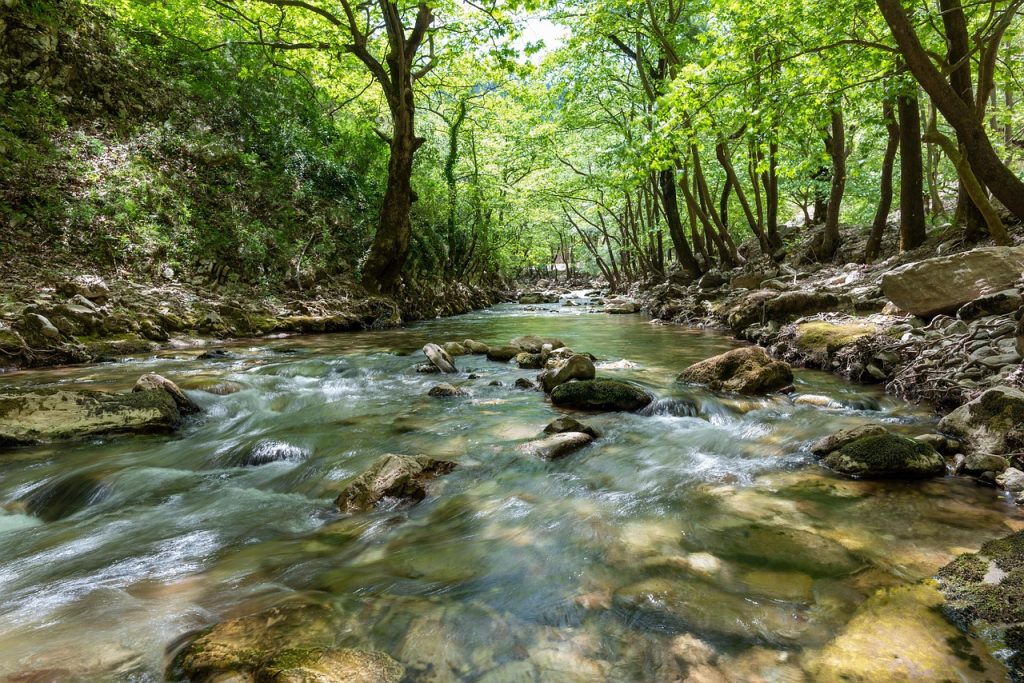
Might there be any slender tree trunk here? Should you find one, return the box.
[898,92,927,250]
[820,109,846,260]
[715,141,771,253]
[762,141,780,248]
[866,101,899,262]
[659,168,702,277]
[925,103,946,217]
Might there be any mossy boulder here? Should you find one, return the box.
[807,583,1004,681]
[550,379,653,412]
[335,454,456,512]
[939,385,1024,456]
[514,351,545,369]
[0,387,182,446]
[794,320,878,354]
[819,431,946,479]
[677,346,793,395]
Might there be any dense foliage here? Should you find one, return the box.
[1,0,1022,290]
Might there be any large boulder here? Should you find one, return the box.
[539,354,596,393]
[677,346,793,395]
[463,339,489,354]
[517,432,593,460]
[550,379,653,412]
[881,246,1024,317]
[939,385,1024,455]
[334,454,456,512]
[813,428,945,479]
[57,274,110,302]
[937,531,1024,679]
[422,343,457,373]
[603,298,639,314]
[0,387,182,446]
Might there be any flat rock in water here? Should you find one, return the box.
[881,246,1024,317]
[512,335,565,353]
[0,387,181,446]
[335,454,456,512]
[518,432,593,460]
[550,379,653,412]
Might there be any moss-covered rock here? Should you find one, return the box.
[693,522,862,577]
[334,454,456,512]
[0,387,181,446]
[795,320,878,354]
[727,290,846,333]
[677,346,793,395]
[939,385,1024,456]
[807,583,1004,681]
[549,379,653,412]
[937,531,1024,680]
[821,432,946,479]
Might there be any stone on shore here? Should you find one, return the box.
[0,386,182,446]
[957,288,1023,320]
[939,385,1024,456]
[518,432,593,460]
[550,379,653,412]
[422,343,457,373]
[726,290,844,333]
[539,354,596,393]
[880,245,1024,317]
[813,427,945,479]
[677,346,793,395]
[335,454,456,512]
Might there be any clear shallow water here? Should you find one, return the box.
[0,302,1019,680]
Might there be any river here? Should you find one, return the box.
[0,300,1018,680]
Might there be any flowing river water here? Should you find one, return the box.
[0,299,1021,681]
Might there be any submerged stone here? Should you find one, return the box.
[695,523,862,577]
[807,583,1003,681]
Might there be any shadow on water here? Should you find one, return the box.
[0,302,1019,679]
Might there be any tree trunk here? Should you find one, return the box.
[362,95,422,292]
[875,0,1024,221]
[898,92,927,250]
[866,100,899,262]
[659,168,702,278]
[820,109,846,260]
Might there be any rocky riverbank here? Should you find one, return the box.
[0,270,510,371]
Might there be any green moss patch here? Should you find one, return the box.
[795,321,878,354]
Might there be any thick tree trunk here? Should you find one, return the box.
[660,168,702,278]
[362,102,422,292]
[898,92,927,250]
[866,101,899,262]
[876,0,1024,221]
[820,109,846,260]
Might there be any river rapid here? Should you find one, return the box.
[0,300,1019,680]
